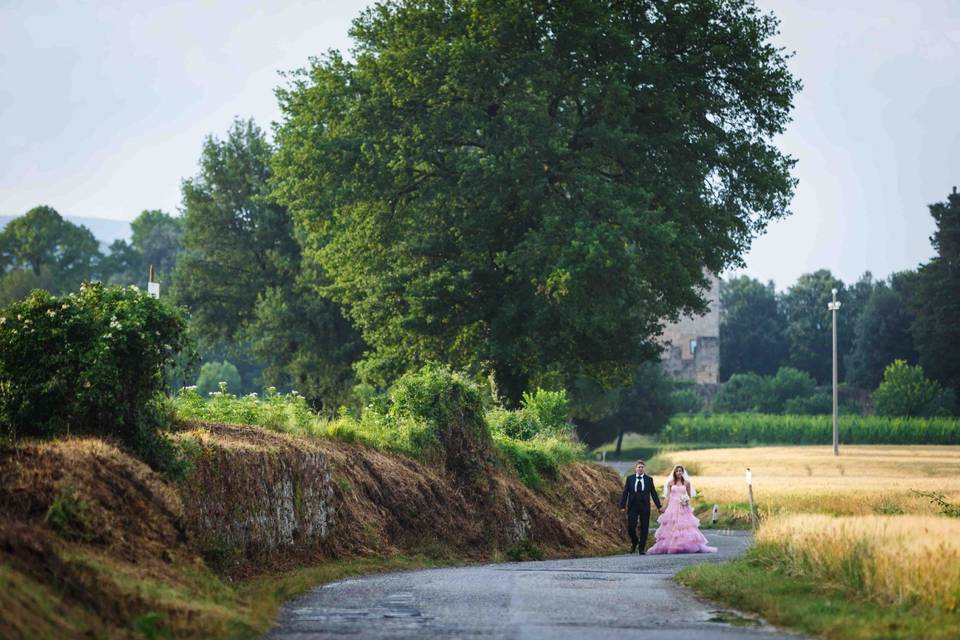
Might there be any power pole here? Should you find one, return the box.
[827,288,842,456]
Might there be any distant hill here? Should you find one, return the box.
[0,214,132,250]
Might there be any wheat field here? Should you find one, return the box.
[655,445,960,516]
[755,514,960,612]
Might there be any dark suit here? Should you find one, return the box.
[619,473,662,550]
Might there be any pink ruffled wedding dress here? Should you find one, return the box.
[647,483,717,554]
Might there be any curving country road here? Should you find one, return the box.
[265,530,802,639]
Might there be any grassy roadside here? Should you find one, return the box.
[677,559,960,640]
[2,553,464,640]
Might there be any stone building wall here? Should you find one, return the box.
[658,273,721,384]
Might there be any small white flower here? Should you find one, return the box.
[184,385,198,391]
[109,319,122,331]
[47,309,56,318]
[84,381,91,388]
[0,317,5,325]
[103,333,112,339]
[61,304,69,310]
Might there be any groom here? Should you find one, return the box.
[619,460,663,554]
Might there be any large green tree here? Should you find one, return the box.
[0,205,101,297]
[845,276,917,390]
[273,0,800,403]
[100,209,183,287]
[172,118,361,405]
[906,187,960,398]
[718,275,787,380]
[172,119,301,347]
[245,272,363,413]
[781,269,848,384]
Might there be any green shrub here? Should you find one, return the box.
[873,360,955,417]
[486,407,541,440]
[520,389,570,436]
[487,388,575,441]
[715,367,823,414]
[671,389,704,415]
[713,372,768,413]
[783,393,832,415]
[174,386,318,434]
[0,284,188,472]
[173,365,585,488]
[195,361,242,397]
[660,413,960,445]
[765,367,817,412]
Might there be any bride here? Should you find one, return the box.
[647,464,717,554]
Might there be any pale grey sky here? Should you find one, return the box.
[2,1,958,289]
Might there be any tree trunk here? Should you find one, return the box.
[615,428,625,457]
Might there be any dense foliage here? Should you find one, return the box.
[0,206,100,305]
[661,413,960,445]
[273,0,800,402]
[175,365,582,488]
[714,367,830,414]
[196,361,242,396]
[100,210,183,288]
[0,284,189,470]
[844,277,918,389]
[719,276,788,380]
[905,188,960,399]
[872,360,955,418]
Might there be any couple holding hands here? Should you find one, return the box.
[619,460,717,555]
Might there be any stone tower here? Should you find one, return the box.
[658,273,720,384]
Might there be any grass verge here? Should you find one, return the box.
[1,553,461,640]
[677,559,960,640]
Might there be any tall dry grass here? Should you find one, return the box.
[753,514,960,613]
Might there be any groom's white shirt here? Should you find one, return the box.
[635,474,644,492]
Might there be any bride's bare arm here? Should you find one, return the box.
[685,481,692,498]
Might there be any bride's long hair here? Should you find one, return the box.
[668,464,686,487]
[665,464,697,497]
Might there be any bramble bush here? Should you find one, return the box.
[0,283,189,472]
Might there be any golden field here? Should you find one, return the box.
[755,514,960,612]
[654,445,960,516]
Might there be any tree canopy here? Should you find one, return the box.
[906,187,960,397]
[0,205,100,294]
[172,119,301,348]
[273,0,800,402]
[718,275,787,380]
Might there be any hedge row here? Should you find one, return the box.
[660,413,960,445]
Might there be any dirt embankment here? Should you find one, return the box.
[0,423,624,638]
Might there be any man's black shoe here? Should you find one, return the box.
[638,549,646,555]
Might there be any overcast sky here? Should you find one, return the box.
[2,0,958,289]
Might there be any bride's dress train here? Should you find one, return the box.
[647,484,717,554]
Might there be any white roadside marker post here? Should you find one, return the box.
[746,467,758,531]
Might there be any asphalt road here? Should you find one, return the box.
[265,530,802,639]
